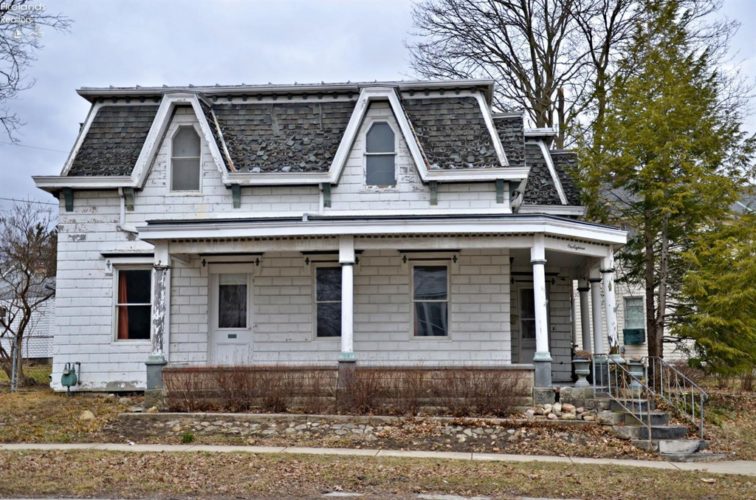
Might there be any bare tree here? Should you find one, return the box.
[0,0,70,139]
[409,0,733,149]
[410,0,593,148]
[0,204,56,387]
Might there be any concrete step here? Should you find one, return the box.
[585,398,611,411]
[609,398,655,412]
[613,424,689,440]
[632,438,700,453]
[623,410,669,426]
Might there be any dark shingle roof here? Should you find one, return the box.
[523,143,562,205]
[551,150,582,205]
[493,115,524,169]
[402,97,500,169]
[198,100,229,170]
[211,101,356,173]
[68,105,159,176]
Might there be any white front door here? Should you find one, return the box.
[208,264,253,365]
[518,287,537,363]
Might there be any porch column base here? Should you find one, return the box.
[144,354,167,410]
[533,387,556,405]
[338,352,356,362]
[533,351,552,388]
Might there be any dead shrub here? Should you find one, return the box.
[164,365,530,417]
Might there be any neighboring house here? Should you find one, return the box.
[0,281,55,360]
[34,79,626,394]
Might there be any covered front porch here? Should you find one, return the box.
[137,215,626,398]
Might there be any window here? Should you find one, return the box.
[218,273,248,329]
[623,297,645,345]
[520,289,536,340]
[413,265,448,336]
[116,269,151,340]
[624,297,645,330]
[365,122,396,186]
[171,126,201,191]
[316,267,342,337]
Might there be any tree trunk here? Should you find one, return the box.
[656,213,670,360]
[644,217,660,384]
[556,87,566,149]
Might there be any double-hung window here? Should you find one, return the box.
[115,268,152,340]
[316,266,342,337]
[365,122,396,186]
[412,265,449,337]
[171,126,201,191]
[623,297,645,345]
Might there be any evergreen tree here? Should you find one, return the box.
[674,211,755,378]
[579,0,754,360]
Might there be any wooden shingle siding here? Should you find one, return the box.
[169,249,512,367]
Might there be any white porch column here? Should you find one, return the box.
[601,251,620,356]
[146,243,171,398]
[577,279,592,353]
[339,236,355,362]
[589,267,604,354]
[531,235,552,387]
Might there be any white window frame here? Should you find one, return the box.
[364,120,397,188]
[168,123,203,193]
[112,265,152,343]
[214,270,253,332]
[410,261,450,339]
[312,263,342,339]
[623,296,645,330]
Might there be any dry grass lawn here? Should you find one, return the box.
[0,450,752,499]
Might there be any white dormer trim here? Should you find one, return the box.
[37,94,229,192]
[131,93,229,187]
[329,87,427,184]
[473,91,509,167]
[531,139,568,205]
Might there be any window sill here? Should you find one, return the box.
[165,191,203,197]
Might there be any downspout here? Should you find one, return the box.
[117,188,139,235]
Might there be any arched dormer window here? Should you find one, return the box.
[365,122,396,186]
[171,126,201,191]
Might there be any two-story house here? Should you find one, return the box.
[34,80,626,401]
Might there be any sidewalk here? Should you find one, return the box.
[1,443,754,476]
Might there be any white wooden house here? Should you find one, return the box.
[34,80,626,397]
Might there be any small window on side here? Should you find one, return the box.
[413,265,449,337]
[316,267,342,337]
[116,269,152,340]
[365,122,396,186]
[624,297,645,330]
[171,126,201,191]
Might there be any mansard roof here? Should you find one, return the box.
[68,104,159,176]
[37,79,582,212]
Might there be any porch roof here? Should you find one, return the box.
[137,214,627,249]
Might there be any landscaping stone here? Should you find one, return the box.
[79,410,95,421]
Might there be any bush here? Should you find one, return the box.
[164,365,531,417]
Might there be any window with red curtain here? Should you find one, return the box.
[116,269,152,340]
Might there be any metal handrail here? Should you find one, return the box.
[592,354,655,444]
[643,356,707,439]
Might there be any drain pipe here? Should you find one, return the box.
[117,187,139,235]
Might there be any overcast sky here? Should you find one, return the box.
[1,0,754,211]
